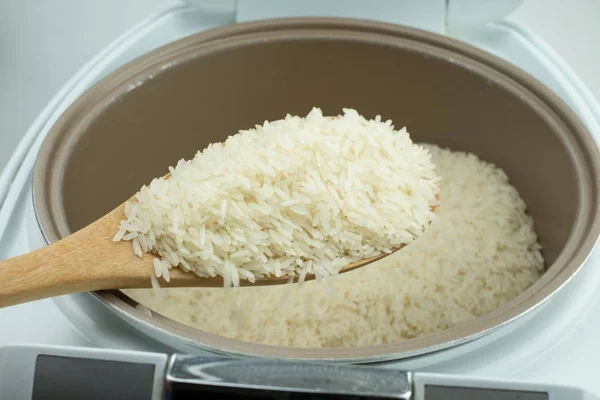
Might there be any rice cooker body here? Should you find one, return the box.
[31,18,600,363]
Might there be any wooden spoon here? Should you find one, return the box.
[0,190,439,308]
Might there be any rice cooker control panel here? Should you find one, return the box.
[0,344,596,399]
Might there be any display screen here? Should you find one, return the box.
[425,385,549,400]
[170,382,403,400]
[33,355,156,400]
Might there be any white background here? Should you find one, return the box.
[0,0,599,172]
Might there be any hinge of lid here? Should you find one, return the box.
[235,0,448,34]
[180,0,524,33]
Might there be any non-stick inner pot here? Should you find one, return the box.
[33,21,600,362]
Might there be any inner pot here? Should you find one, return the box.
[33,18,600,363]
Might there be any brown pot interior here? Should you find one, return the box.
[63,37,577,265]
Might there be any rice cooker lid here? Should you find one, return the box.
[181,0,525,33]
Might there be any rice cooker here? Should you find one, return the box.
[2,0,600,398]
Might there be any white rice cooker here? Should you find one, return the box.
[2,1,600,398]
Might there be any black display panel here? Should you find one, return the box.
[33,355,155,400]
[425,385,549,400]
[170,382,405,400]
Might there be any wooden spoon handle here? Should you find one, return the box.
[0,205,145,308]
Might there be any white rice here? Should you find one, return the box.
[124,144,544,347]
[115,108,440,285]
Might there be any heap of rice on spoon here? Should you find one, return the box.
[115,107,440,287]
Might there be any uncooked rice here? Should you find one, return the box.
[124,145,544,347]
[115,108,440,286]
